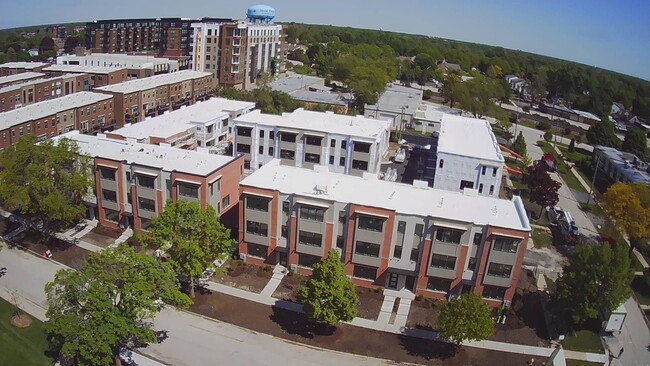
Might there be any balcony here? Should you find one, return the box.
[388,257,417,272]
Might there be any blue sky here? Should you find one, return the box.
[1,0,649,80]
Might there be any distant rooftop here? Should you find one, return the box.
[234,108,390,140]
[96,70,212,94]
[55,131,237,176]
[413,103,461,122]
[44,64,126,75]
[595,146,650,185]
[0,62,48,69]
[573,109,600,121]
[241,160,530,231]
[0,92,112,131]
[269,74,324,93]
[0,72,46,86]
[437,114,504,162]
[365,83,422,115]
[57,54,177,69]
[290,90,347,106]
[0,73,81,94]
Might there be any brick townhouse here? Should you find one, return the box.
[0,73,90,112]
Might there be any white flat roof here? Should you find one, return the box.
[269,74,324,93]
[437,114,504,162]
[0,92,112,131]
[55,131,237,176]
[0,72,46,85]
[234,108,390,140]
[241,160,530,231]
[0,62,48,69]
[96,70,212,94]
[365,84,422,114]
[57,54,177,69]
[112,97,255,139]
[44,64,126,75]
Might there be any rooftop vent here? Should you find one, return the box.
[314,184,328,195]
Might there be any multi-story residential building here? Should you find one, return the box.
[217,21,248,88]
[0,73,90,112]
[43,65,128,88]
[58,52,181,78]
[190,21,228,77]
[0,92,114,148]
[592,145,650,186]
[237,160,530,305]
[0,62,49,76]
[55,131,244,231]
[94,70,215,125]
[232,108,391,176]
[364,84,423,130]
[107,97,255,148]
[0,72,47,88]
[85,18,231,58]
[433,114,505,197]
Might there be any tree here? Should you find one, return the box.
[555,242,634,326]
[586,118,619,148]
[437,293,494,349]
[39,36,55,53]
[543,130,553,142]
[44,245,191,366]
[440,71,462,107]
[522,161,562,217]
[146,200,234,298]
[511,131,528,157]
[63,36,82,54]
[568,138,576,153]
[621,128,649,161]
[601,183,650,253]
[297,249,358,334]
[0,135,93,236]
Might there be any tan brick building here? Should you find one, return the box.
[0,73,90,112]
[0,62,49,76]
[43,65,128,88]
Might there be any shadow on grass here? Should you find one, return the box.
[398,334,456,361]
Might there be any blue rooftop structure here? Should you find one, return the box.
[247,5,275,24]
[593,146,650,186]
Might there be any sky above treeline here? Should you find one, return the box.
[2,0,649,80]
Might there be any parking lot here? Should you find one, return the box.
[382,148,432,185]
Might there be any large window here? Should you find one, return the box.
[236,143,250,153]
[280,149,295,160]
[298,230,322,247]
[298,254,321,268]
[459,180,474,190]
[246,220,268,236]
[247,243,268,259]
[246,196,269,211]
[138,197,156,212]
[482,285,506,300]
[282,201,290,214]
[355,241,380,257]
[435,228,463,244]
[104,208,119,222]
[353,265,376,280]
[473,232,483,246]
[237,127,251,137]
[280,132,296,142]
[352,160,368,170]
[427,277,452,292]
[493,237,520,253]
[357,215,384,232]
[487,263,513,278]
[137,175,155,189]
[99,166,116,180]
[304,135,322,146]
[300,206,325,222]
[430,254,456,270]
[467,257,477,271]
[178,182,199,198]
[336,235,345,249]
[222,195,230,209]
[304,153,320,164]
[353,142,371,153]
[101,189,117,202]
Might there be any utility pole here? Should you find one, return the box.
[586,152,600,206]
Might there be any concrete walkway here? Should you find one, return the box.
[259,265,287,297]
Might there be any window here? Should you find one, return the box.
[280,149,295,160]
[427,277,452,292]
[99,167,116,180]
[280,132,296,142]
[247,243,268,259]
[479,183,484,194]
[439,159,444,169]
[269,131,275,140]
[492,167,498,177]
[353,142,370,153]
[246,220,268,236]
[397,221,406,234]
[304,135,322,146]
[298,254,320,268]
[138,197,156,212]
[493,237,520,253]
[259,130,264,138]
[269,147,274,156]
[355,241,380,257]
[487,263,513,278]
[338,210,347,224]
[246,195,269,211]
[259,146,264,155]
[482,285,506,300]
[237,127,251,137]
[481,166,487,175]
[352,160,368,170]
[222,195,230,208]
[281,225,288,238]
[473,232,483,246]
[137,175,155,189]
[298,230,322,247]
[459,180,474,190]
[329,156,334,165]
[236,143,250,153]
[489,185,494,195]
[178,182,199,198]
[435,228,463,244]
[282,201,290,214]
[104,208,119,222]
[340,157,346,166]
[336,235,345,248]
[358,215,384,232]
[467,257,477,271]
[101,189,117,202]
[430,254,456,269]
[304,153,320,164]
[353,265,376,280]
[393,244,403,258]
[341,140,347,149]
[300,206,325,222]
[330,139,336,148]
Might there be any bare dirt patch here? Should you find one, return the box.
[80,225,122,248]
[355,287,383,320]
[11,314,32,328]
[211,260,273,293]
[272,272,308,302]
[407,296,440,330]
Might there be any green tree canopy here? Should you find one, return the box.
[146,200,234,298]
[297,249,358,332]
[0,134,93,235]
[586,118,619,148]
[440,71,462,108]
[555,242,634,326]
[437,293,494,347]
[511,131,528,157]
[44,245,191,366]
[621,128,649,161]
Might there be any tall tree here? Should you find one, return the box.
[555,242,634,326]
[0,135,93,236]
[297,249,358,334]
[437,293,494,350]
[522,161,562,217]
[146,200,234,298]
[39,36,55,53]
[440,71,462,108]
[621,128,649,161]
[601,182,650,253]
[44,245,191,366]
[586,118,619,148]
[511,131,528,157]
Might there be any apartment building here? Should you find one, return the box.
[190,22,227,77]
[217,22,248,88]
[0,73,90,112]
[55,131,244,231]
[592,145,650,186]
[433,114,505,197]
[232,108,391,176]
[238,160,530,305]
[0,92,114,149]
[0,62,49,76]
[0,72,47,88]
[107,97,255,148]
[94,70,215,125]
[43,65,128,88]
[57,52,181,78]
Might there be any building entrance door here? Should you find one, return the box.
[387,273,399,289]
[278,252,287,267]
[405,276,416,292]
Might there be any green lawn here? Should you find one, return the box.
[566,360,604,366]
[532,227,553,248]
[632,277,650,306]
[562,329,605,354]
[537,141,588,194]
[0,298,54,366]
